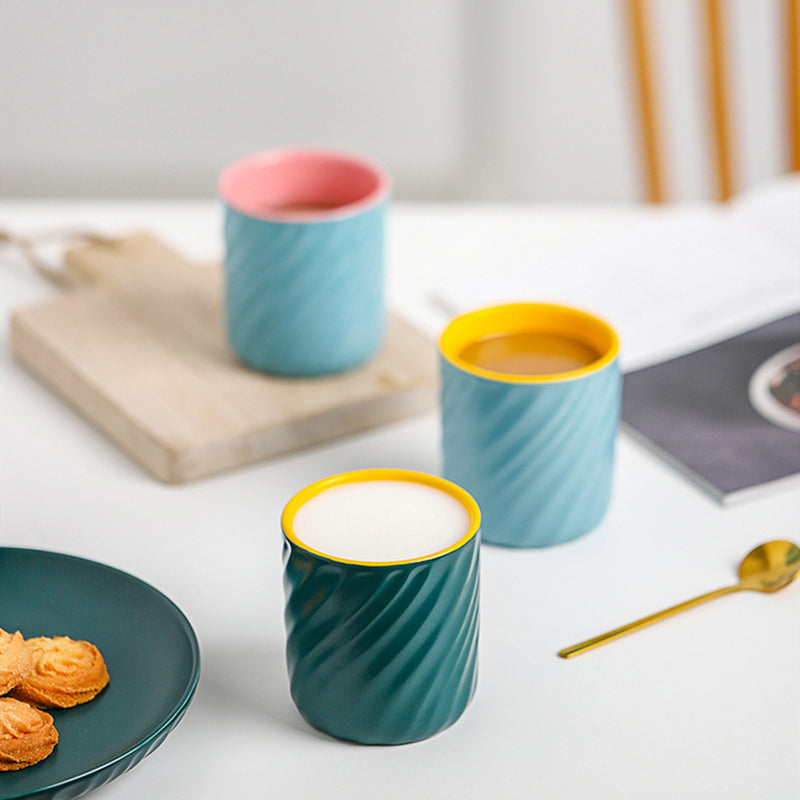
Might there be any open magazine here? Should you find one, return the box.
[434,176,800,503]
[622,313,799,503]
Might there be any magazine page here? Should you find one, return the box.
[728,173,800,257]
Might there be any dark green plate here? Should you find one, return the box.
[0,548,200,800]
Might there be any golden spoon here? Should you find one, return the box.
[558,540,800,659]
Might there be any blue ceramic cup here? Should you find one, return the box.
[440,302,621,548]
[219,148,390,376]
[281,469,481,744]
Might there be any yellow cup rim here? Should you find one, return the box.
[281,469,481,567]
[439,302,620,384]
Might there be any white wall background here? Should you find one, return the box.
[0,0,792,202]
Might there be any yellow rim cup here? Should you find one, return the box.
[439,302,620,383]
[281,469,482,567]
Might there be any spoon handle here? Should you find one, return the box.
[558,584,742,658]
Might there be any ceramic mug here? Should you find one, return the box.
[281,469,481,744]
[440,302,621,548]
[218,148,390,376]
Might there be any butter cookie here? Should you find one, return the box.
[0,629,33,696]
[0,697,58,771]
[10,636,109,708]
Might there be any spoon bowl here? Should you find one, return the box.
[738,540,800,591]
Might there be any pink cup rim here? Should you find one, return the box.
[218,147,391,223]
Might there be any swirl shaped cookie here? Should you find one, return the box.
[10,636,109,708]
[0,629,33,696]
[0,697,59,771]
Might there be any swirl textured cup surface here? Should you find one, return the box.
[281,470,481,744]
[440,303,621,548]
[219,148,389,376]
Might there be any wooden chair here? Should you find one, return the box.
[625,0,799,201]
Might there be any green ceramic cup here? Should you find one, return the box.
[281,469,481,744]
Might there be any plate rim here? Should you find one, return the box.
[0,546,201,799]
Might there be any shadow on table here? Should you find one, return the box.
[196,639,330,741]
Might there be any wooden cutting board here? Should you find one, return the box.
[10,233,437,483]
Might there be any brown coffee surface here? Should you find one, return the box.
[272,202,342,213]
[458,331,600,376]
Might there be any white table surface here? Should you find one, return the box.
[1,200,798,800]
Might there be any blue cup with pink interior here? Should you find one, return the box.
[218,148,391,376]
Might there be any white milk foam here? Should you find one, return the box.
[291,480,472,562]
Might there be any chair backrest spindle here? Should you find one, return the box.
[626,0,667,202]
[702,0,735,201]
[787,0,800,171]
